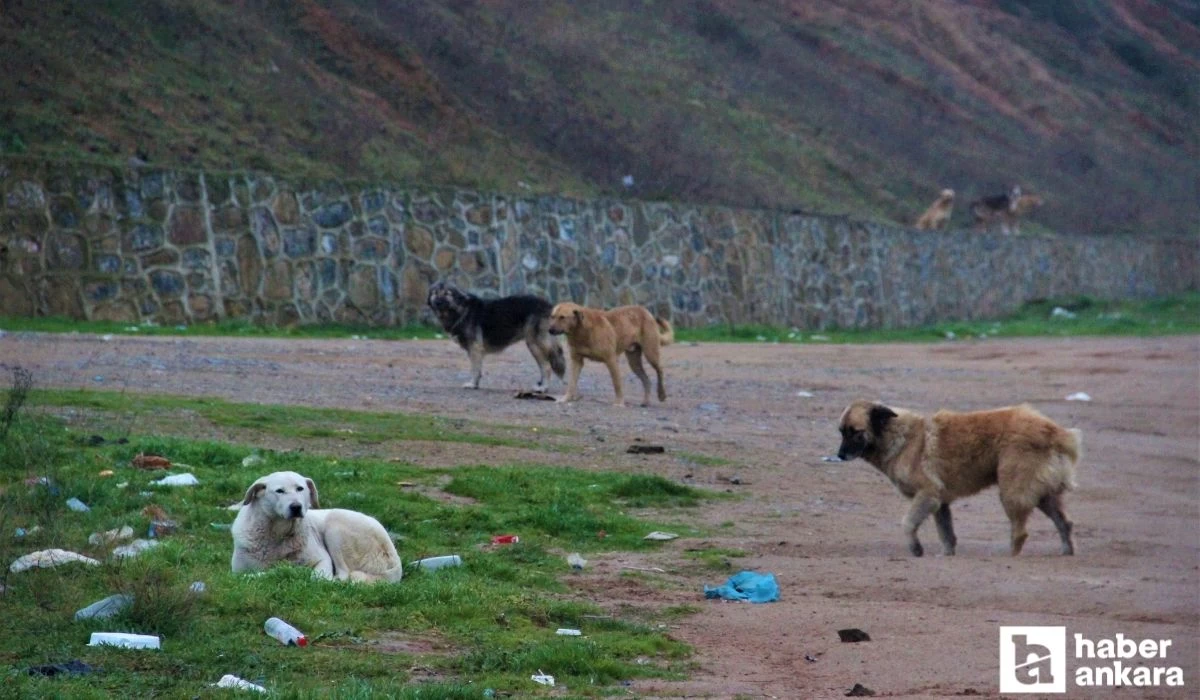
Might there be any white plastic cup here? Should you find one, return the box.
[88,632,161,649]
[410,555,462,571]
[264,617,308,647]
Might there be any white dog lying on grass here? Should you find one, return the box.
[231,471,403,583]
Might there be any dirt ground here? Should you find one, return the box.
[2,330,1197,699]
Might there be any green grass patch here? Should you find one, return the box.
[0,394,702,697]
[0,316,444,341]
[32,389,566,449]
[674,293,1200,344]
[4,294,1195,346]
[676,452,733,468]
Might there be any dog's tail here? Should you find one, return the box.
[655,317,675,346]
[1052,427,1083,491]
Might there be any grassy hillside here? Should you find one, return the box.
[2,0,1197,235]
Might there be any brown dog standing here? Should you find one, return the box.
[836,400,1082,557]
[914,188,955,231]
[547,302,673,406]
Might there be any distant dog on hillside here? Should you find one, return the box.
[970,185,1026,234]
[914,189,955,231]
[836,400,1082,557]
[1005,193,1045,234]
[547,302,673,407]
[427,282,565,390]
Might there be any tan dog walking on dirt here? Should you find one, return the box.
[547,302,674,406]
[836,400,1082,557]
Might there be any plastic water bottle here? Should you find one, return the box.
[264,617,308,647]
[410,555,462,571]
[75,594,133,621]
[65,497,90,512]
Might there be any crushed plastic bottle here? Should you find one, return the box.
[410,555,462,571]
[264,617,308,647]
[75,594,134,621]
[65,497,91,512]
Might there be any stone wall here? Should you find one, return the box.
[1,159,1195,329]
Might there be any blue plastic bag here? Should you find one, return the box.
[703,570,780,603]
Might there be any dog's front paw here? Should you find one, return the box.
[534,381,547,392]
[909,541,924,557]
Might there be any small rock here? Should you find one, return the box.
[643,531,679,541]
[845,683,875,697]
[795,391,815,398]
[838,628,871,643]
[112,539,160,559]
[88,526,135,546]
[627,445,665,454]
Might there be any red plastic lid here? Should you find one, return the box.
[491,535,519,544]
[296,636,308,647]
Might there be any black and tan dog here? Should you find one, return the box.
[836,400,1082,557]
[547,302,673,407]
[426,282,565,390]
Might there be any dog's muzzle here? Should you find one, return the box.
[288,503,304,519]
[548,328,564,335]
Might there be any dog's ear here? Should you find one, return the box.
[869,405,897,436]
[241,481,267,506]
[305,478,320,509]
[573,309,582,322]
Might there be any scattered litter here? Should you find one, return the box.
[514,390,555,401]
[112,539,160,559]
[75,594,133,621]
[821,455,844,463]
[98,470,114,478]
[66,497,91,513]
[189,581,207,594]
[845,683,876,697]
[148,520,178,538]
[716,474,743,485]
[138,491,154,497]
[89,632,161,650]
[643,531,678,541]
[555,628,582,636]
[14,526,40,538]
[396,481,415,488]
[795,391,815,398]
[264,617,308,647]
[131,453,171,470]
[25,476,53,488]
[804,654,819,663]
[1065,392,1092,402]
[410,555,463,570]
[567,553,587,570]
[242,454,264,468]
[27,660,95,677]
[151,473,199,487]
[214,674,267,693]
[944,330,957,340]
[116,482,129,489]
[142,504,170,521]
[703,571,780,603]
[531,671,555,687]
[837,628,871,643]
[88,526,135,546]
[1050,306,1078,319]
[10,549,101,573]
[101,334,113,341]
[491,535,520,545]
